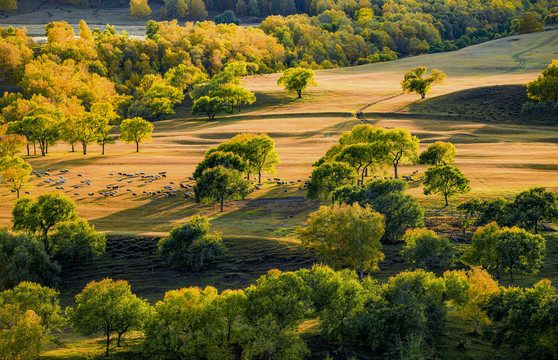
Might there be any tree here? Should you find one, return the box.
[334,142,388,185]
[277,67,317,98]
[0,229,60,291]
[189,0,208,20]
[74,112,107,155]
[0,156,32,198]
[20,106,62,156]
[495,227,545,282]
[382,128,419,179]
[401,228,456,269]
[193,151,247,179]
[462,222,503,278]
[444,267,499,335]
[157,215,227,271]
[418,141,457,166]
[0,134,26,158]
[191,96,232,120]
[306,162,357,202]
[211,83,256,112]
[483,279,558,358]
[333,180,424,243]
[0,305,45,360]
[298,203,385,279]
[0,0,17,11]
[244,134,280,183]
[194,166,250,212]
[48,219,107,268]
[142,81,185,120]
[527,60,558,103]
[401,66,446,99]
[423,164,471,206]
[0,282,64,333]
[119,117,153,152]
[130,0,152,17]
[11,192,79,250]
[518,12,545,34]
[215,10,241,25]
[509,187,558,234]
[164,64,208,93]
[70,279,151,357]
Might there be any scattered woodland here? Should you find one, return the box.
[1,0,558,359]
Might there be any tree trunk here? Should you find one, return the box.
[106,332,110,357]
[136,141,139,152]
[510,270,514,283]
[359,267,363,280]
[101,141,105,155]
[117,333,122,347]
[473,319,480,336]
[16,189,19,198]
[297,90,302,98]
[40,142,45,156]
[534,221,538,234]
[258,171,261,184]
[238,103,241,112]
[71,144,75,152]
[444,194,449,206]
[33,142,36,155]
[26,143,29,156]
[393,163,398,179]
[82,142,87,155]
[220,197,224,212]
[421,93,426,99]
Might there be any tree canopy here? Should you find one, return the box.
[277,67,317,98]
[423,164,471,206]
[119,117,154,152]
[401,66,446,99]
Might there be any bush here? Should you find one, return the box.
[49,219,106,268]
[215,10,240,25]
[157,216,227,271]
[401,229,456,269]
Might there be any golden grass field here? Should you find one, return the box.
[1,28,556,240]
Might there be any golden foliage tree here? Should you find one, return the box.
[130,0,152,18]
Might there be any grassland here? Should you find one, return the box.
[0,26,557,359]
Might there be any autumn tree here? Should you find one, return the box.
[74,112,107,155]
[444,267,499,335]
[0,133,26,158]
[20,105,63,156]
[11,192,78,251]
[518,12,545,34]
[401,228,456,269]
[495,227,545,282]
[0,281,65,334]
[0,305,45,360]
[194,166,250,212]
[462,223,503,278]
[401,66,446,99]
[277,67,317,98]
[298,203,385,278]
[418,141,457,166]
[0,0,17,11]
[423,164,470,206]
[130,0,152,18]
[119,117,153,152]
[0,156,31,198]
[157,215,227,271]
[49,219,107,268]
[193,151,247,179]
[527,60,558,103]
[306,162,357,202]
[70,279,151,357]
[211,83,256,112]
[509,187,558,234]
[164,64,208,93]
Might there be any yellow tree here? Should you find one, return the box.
[0,305,45,360]
[0,0,17,11]
[401,66,446,99]
[444,267,499,335]
[0,156,32,198]
[130,0,152,18]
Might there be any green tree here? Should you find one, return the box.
[382,128,419,179]
[334,142,388,185]
[191,96,232,120]
[277,67,317,98]
[306,162,357,202]
[48,219,107,268]
[401,66,446,99]
[401,228,456,269]
[527,60,558,103]
[0,229,60,291]
[143,81,185,120]
[119,117,153,152]
[157,215,227,271]
[0,281,64,333]
[418,141,457,166]
[483,279,558,358]
[20,106,62,156]
[298,203,385,279]
[12,192,78,251]
[0,0,17,11]
[462,222,503,278]
[215,10,241,24]
[495,227,545,282]
[0,156,32,198]
[0,133,27,158]
[74,112,107,155]
[70,279,151,357]
[510,187,558,234]
[164,64,208,93]
[193,151,247,179]
[212,83,256,112]
[423,164,471,206]
[194,166,250,212]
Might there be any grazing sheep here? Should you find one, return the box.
[88,193,94,196]
[159,171,167,175]
[188,177,194,181]
[127,189,132,192]
[24,191,30,195]
[132,193,137,196]
[283,189,288,192]
[255,185,261,190]
[74,193,80,196]
[274,177,281,181]
[110,173,114,176]
[127,180,132,184]
[78,174,83,177]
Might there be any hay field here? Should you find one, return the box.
[1,29,557,239]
